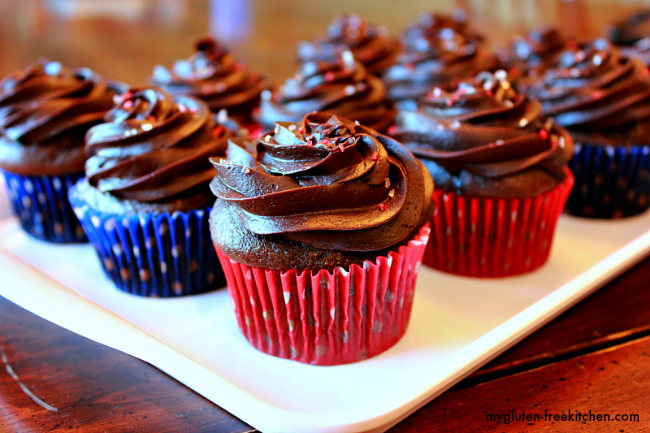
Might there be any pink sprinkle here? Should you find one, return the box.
[325,72,335,81]
[405,62,414,71]
[446,98,454,107]
[593,91,603,99]
[146,115,157,123]
[306,139,313,146]
[178,104,187,112]
[339,143,345,152]
[379,203,387,211]
[212,125,224,137]
[201,84,213,95]
[371,152,378,161]
[387,125,398,135]
[320,139,331,146]
[486,88,493,96]
[538,129,548,140]
[122,100,133,110]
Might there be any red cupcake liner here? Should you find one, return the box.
[215,224,430,366]
[423,168,574,278]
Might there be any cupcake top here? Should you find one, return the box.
[296,14,401,76]
[620,37,650,67]
[499,26,571,81]
[209,112,434,269]
[82,87,236,214]
[381,17,498,103]
[402,10,484,45]
[150,37,271,124]
[608,9,650,47]
[395,71,573,198]
[0,59,123,176]
[521,39,650,144]
[257,52,395,133]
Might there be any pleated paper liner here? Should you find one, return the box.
[2,170,87,243]
[216,224,430,366]
[566,143,650,218]
[69,185,225,297]
[423,168,574,278]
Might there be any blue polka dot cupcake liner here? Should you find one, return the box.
[566,143,650,218]
[68,186,225,297]
[2,170,87,243]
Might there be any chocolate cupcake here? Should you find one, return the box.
[522,39,650,218]
[210,112,433,365]
[381,12,498,103]
[258,52,395,133]
[150,36,271,131]
[297,14,401,76]
[69,87,235,296]
[395,71,574,277]
[0,59,123,242]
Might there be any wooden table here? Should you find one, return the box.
[1,1,650,431]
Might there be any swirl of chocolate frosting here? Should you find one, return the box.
[608,9,650,46]
[0,59,123,176]
[499,26,571,80]
[402,10,484,45]
[85,87,233,203]
[150,37,271,124]
[395,71,573,197]
[258,52,395,133]
[297,14,401,76]
[210,112,433,253]
[381,19,498,103]
[522,39,650,135]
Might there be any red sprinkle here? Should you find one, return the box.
[320,139,331,146]
[325,72,335,82]
[379,203,387,211]
[593,91,603,99]
[404,62,414,71]
[387,125,398,135]
[121,90,133,101]
[486,88,493,96]
[339,143,345,152]
[212,125,224,137]
[298,127,305,134]
[146,115,157,123]
[306,139,313,146]
[538,129,548,140]
[371,152,378,161]
[201,84,213,95]
[446,98,455,107]
[122,100,133,110]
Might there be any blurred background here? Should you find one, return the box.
[0,0,649,91]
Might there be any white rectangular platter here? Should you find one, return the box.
[2,180,650,432]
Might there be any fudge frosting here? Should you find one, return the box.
[150,37,271,123]
[210,112,433,253]
[258,53,395,133]
[395,71,573,197]
[85,87,232,203]
[522,39,650,133]
[297,14,401,76]
[0,59,123,175]
[382,21,498,102]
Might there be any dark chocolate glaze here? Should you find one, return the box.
[258,54,395,133]
[381,15,498,103]
[297,14,401,76]
[209,112,434,268]
[395,71,573,198]
[521,39,650,143]
[150,37,272,124]
[0,59,123,176]
[84,87,233,210]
